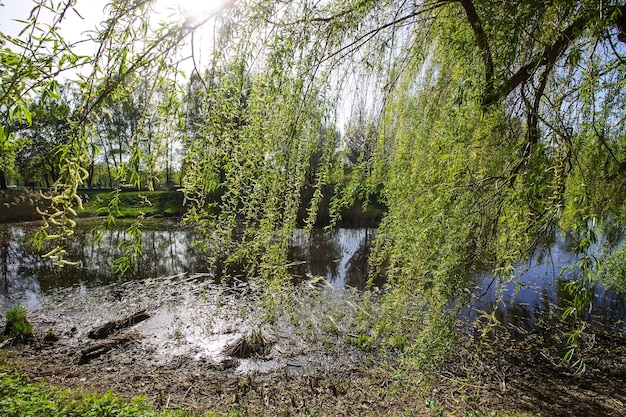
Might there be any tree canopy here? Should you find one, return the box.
[2,0,626,365]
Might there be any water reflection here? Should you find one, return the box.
[469,234,626,331]
[0,222,211,310]
[289,228,379,289]
[2,221,625,330]
[0,223,378,309]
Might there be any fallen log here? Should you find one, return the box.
[79,333,134,364]
[87,309,150,340]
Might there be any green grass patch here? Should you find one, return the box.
[79,190,186,219]
[0,371,227,417]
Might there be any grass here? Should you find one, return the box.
[2,186,382,225]
[0,189,188,222]
[0,371,229,417]
[3,306,32,339]
[79,190,187,218]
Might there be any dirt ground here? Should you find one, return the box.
[1,274,625,416]
[434,322,626,417]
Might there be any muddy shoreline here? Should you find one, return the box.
[2,274,626,416]
[2,274,390,415]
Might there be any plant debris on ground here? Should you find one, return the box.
[0,274,624,416]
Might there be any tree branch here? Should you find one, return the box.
[525,60,553,151]
[79,0,238,125]
[321,2,448,65]
[482,15,588,106]
[458,0,494,94]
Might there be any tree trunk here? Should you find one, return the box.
[86,165,94,189]
[86,153,94,189]
[165,151,171,188]
[166,138,172,188]
[0,170,7,189]
[106,158,113,189]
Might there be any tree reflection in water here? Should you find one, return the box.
[469,235,626,334]
[2,222,625,331]
[289,228,380,289]
[0,223,379,310]
[0,221,211,310]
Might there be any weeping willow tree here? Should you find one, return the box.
[359,1,626,366]
[3,0,626,363]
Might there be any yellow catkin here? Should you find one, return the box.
[42,247,63,258]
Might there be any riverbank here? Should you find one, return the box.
[0,189,49,223]
[0,188,384,227]
[0,371,189,417]
[1,273,624,416]
[79,189,187,218]
[3,193,624,416]
[0,188,187,222]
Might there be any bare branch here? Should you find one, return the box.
[321,2,449,65]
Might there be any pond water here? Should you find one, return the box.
[468,234,626,332]
[0,221,376,311]
[1,221,625,331]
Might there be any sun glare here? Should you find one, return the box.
[155,0,230,19]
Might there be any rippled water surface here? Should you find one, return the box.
[470,235,626,331]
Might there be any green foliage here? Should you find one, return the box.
[12,82,76,187]
[0,372,199,417]
[346,334,375,351]
[180,52,338,289]
[79,191,186,219]
[3,306,32,338]
[3,0,626,368]
[112,219,144,276]
[0,0,75,185]
[598,244,626,292]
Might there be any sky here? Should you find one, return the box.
[0,0,227,76]
[1,0,107,42]
[0,0,228,35]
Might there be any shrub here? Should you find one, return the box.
[3,306,33,339]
